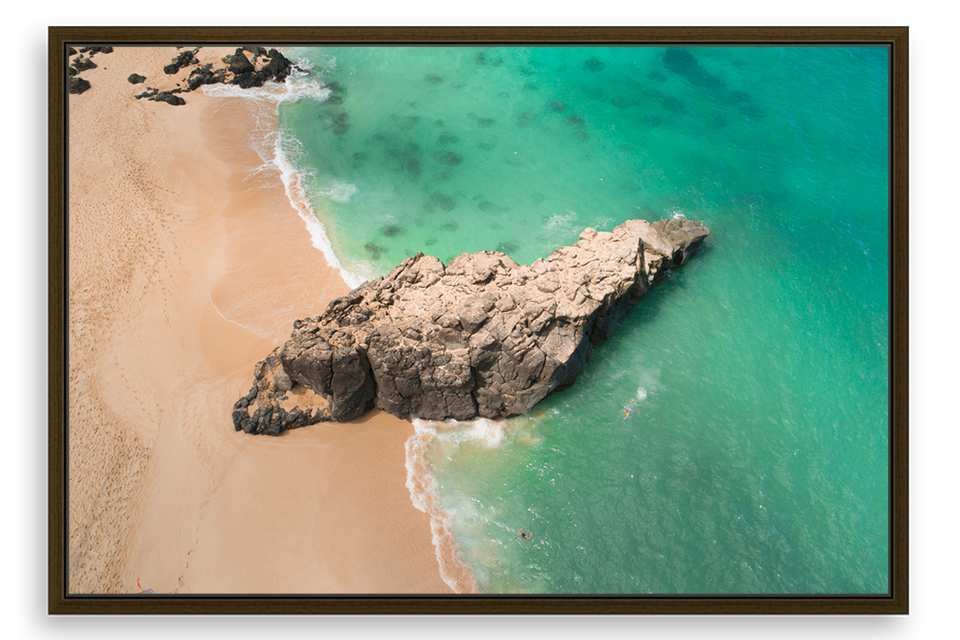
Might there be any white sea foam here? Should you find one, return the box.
[201,66,331,105]
[201,62,369,290]
[405,419,438,514]
[545,212,577,233]
[404,415,515,592]
[315,179,358,204]
[464,418,507,448]
[634,367,663,401]
[405,419,479,593]
[406,414,552,593]
[269,130,368,289]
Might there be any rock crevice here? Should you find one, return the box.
[233,217,710,435]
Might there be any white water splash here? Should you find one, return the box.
[201,66,331,105]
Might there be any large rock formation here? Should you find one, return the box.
[233,218,710,435]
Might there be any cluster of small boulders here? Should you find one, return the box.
[67,46,113,94]
[68,45,296,106]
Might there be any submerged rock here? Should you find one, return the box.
[431,192,457,211]
[662,47,726,91]
[583,57,606,72]
[438,151,463,166]
[233,217,711,435]
[546,100,566,113]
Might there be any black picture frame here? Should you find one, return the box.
[47,22,922,614]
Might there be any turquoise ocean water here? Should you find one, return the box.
[268,45,889,594]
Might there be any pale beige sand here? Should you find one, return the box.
[67,46,452,594]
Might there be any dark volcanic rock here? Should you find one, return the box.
[262,48,294,83]
[72,56,97,73]
[69,77,91,95]
[137,46,297,107]
[224,48,293,88]
[152,91,186,106]
[243,45,268,58]
[186,64,227,90]
[224,48,256,75]
[80,46,114,55]
[127,73,147,84]
[233,71,266,88]
[164,49,197,74]
[233,217,710,435]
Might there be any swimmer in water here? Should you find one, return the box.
[623,404,634,419]
[519,529,532,540]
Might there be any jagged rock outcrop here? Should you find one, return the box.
[233,218,710,435]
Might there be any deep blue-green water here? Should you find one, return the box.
[270,45,889,594]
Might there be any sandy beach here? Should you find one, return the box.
[67,46,453,594]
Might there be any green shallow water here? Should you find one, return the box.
[277,45,889,594]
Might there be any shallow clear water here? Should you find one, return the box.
[277,45,889,594]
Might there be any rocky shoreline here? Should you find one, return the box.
[233,217,710,435]
[68,45,296,103]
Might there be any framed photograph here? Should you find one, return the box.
[49,26,907,614]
